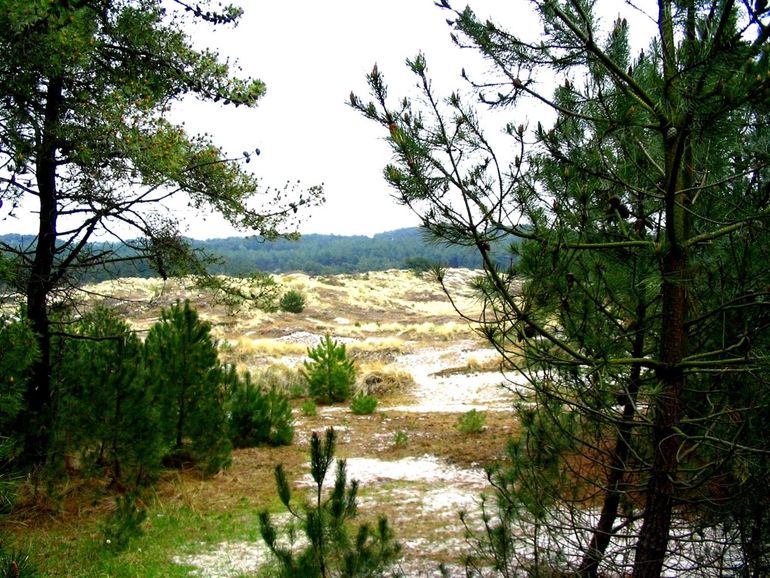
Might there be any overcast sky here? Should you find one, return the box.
[176,0,659,239]
[2,1,657,240]
[175,0,535,239]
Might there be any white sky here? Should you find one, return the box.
[176,0,533,239]
[2,1,659,240]
[174,0,658,239]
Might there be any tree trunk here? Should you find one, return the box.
[634,121,690,575]
[633,253,685,577]
[23,75,63,464]
[578,310,646,577]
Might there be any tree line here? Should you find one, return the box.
[1,227,508,280]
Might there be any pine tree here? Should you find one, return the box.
[0,0,321,464]
[353,1,770,575]
[279,289,307,313]
[227,368,294,448]
[55,307,161,488]
[258,428,402,577]
[303,335,356,404]
[0,314,38,509]
[144,300,231,476]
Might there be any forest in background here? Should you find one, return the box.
[0,227,503,279]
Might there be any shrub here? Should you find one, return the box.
[144,300,231,476]
[350,394,378,415]
[258,428,401,577]
[279,289,306,313]
[53,307,161,488]
[0,316,39,437]
[300,400,318,417]
[457,409,486,434]
[228,370,294,448]
[303,335,355,404]
[0,315,38,508]
[392,431,409,447]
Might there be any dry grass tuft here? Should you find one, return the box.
[223,337,307,365]
[250,364,305,396]
[356,364,416,397]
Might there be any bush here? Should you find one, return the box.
[0,315,38,508]
[228,370,294,448]
[54,307,161,488]
[279,289,306,313]
[457,409,486,434]
[392,431,409,447]
[258,428,401,577]
[144,300,231,476]
[0,316,39,448]
[300,400,318,417]
[303,335,356,404]
[350,394,378,415]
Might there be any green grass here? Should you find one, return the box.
[456,409,486,434]
[6,499,276,577]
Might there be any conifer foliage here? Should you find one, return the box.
[46,300,295,484]
[303,335,356,404]
[0,0,322,464]
[56,307,160,488]
[144,300,231,476]
[227,369,294,448]
[353,1,770,575]
[0,315,38,511]
[258,428,402,577]
[0,316,38,467]
[279,289,306,313]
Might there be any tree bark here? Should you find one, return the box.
[633,250,686,577]
[633,116,691,576]
[23,75,63,463]
[578,308,647,577]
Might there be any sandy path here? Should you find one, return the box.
[384,340,523,413]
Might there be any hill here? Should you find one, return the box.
[200,227,486,275]
[1,227,507,279]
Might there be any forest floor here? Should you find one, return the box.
[5,269,526,577]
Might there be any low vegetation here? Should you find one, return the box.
[0,314,38,500]
[303,335,356,404]
[258,428,401,577]
[350,394,378,416]
[1,269,507,577]
[456,410,486,435]
[228,373,295,448]
[278,289,306,314]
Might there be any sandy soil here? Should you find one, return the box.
[174,336,516,577]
